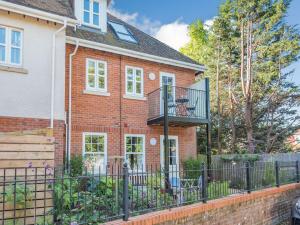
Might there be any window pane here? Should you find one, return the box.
[117,33,136,42]
[127,154,143,171]
[127,81,133,93]
[0,46,5,62]
[11,48,20,64]
[136,73,141,82]
[110,22,128,34]
[91,144,98,152]
[97,136,104,144]
[88,75,95,88]
[136,82,141,94]
[84,0,90,10]
[127,68,133,75]
[85,135,92,144]
[98,62,104,69]
[88,61,95,74]
[98,69,105,76]
[84,11,90,23]
[11,31,21,47]
[98,76,105,89]
[93,1,99,14]
[85,154,105,172]
[85,144,92,152]
[93,14,99,26]
[126,137,132,145]
[0,28,5,44]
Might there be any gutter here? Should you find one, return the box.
[67,40,79,168]
[0,0,78,27]
[50,19,67,128]
[66,37,206,72]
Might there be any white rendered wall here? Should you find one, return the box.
[0,11,66,121]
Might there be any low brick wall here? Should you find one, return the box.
[108,183,300,225]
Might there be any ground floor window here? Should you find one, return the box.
[83,132,107,174]
[125,134,145,171]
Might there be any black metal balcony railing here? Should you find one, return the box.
[147,85,209,126]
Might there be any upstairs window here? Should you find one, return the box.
[83,0,100,27]
[86,58,107,92]
[125,66,143,97]
[0,26,22,66]
[109,21,137,43]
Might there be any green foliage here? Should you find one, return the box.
[1,183,34,225]
[261,164,276,187]
[181,0,300,153]
[207,181,230,199]
[183,156,207,179]
[70,155,84,177]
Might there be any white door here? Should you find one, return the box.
[160,135,179,186]
[160,72,176,115]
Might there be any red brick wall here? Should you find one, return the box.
[0,116,65,166]
[66,44,198,167]
[109,183,300,225]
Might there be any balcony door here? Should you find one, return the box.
[160,135,180,185]
[160,72,176,115]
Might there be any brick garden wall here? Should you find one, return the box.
[109,183,300,225]
[66,44,198,166]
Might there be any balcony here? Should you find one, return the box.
[147,79,210,127]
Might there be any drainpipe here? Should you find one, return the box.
[50,19,67,128]
[67,39,79,169]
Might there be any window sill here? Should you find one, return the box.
[83,90,111,96]
[0,65,28,74]
[123,94,147,101]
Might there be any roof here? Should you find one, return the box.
[2,0,76,19]
[67,13,203,69]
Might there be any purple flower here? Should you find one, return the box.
[28,162,33,168]
[70,222,78,225]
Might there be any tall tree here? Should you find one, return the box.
[181,0,300,153]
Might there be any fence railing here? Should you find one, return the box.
[147,86,208,121]
[0,161,299,224]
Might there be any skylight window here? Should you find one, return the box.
[109,21,137,43]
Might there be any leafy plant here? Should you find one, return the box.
[70,155,84,177]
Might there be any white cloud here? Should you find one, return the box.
[108,1,161,35]
[108,2,214,51]
[154,21,190,51]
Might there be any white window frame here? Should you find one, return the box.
[125,66,144,97]
[85,58,108,93]
[0,25,23,67]
[82,132,107,174]
[124,134,146,172]
[82,0,100,28]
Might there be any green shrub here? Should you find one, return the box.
[70,155,83,177]
[208,181,229,199]
[183,156,206,179]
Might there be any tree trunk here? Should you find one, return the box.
[245,98,255,153]
[216,40,222,153]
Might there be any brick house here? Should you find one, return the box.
[0,0,210,173]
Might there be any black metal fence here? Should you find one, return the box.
[0,161,299,224]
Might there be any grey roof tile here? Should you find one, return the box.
[67,13,202,67]
[2,0,75,18]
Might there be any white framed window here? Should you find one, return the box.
[86,58,107,92]
[82,132,107,174]
[83,0,100,27]
[0,26,22,66]
[125,66,144,97]
[125,134,145,172]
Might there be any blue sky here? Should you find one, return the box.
[110,0,300,85]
